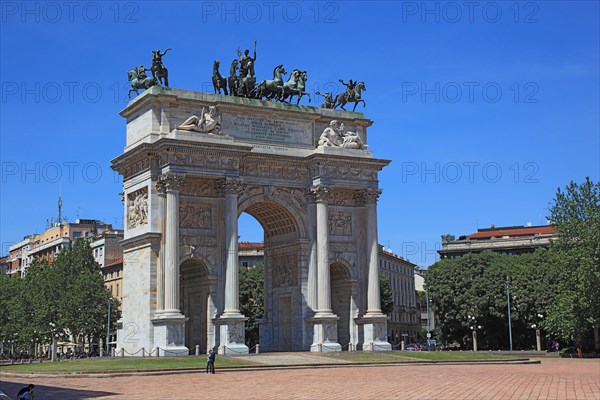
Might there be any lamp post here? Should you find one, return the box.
[468,315,481,351]
[506,279,513,351]
[532,313,543,351]
[106,301,111,356]
[425,287,431,347]
[49,322,59,362]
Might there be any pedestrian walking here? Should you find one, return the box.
[16,384,34,400]
[206,348,216,374]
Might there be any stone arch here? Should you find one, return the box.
[238,195,305,351]
[180,258,213,352]
[330,261,353,349]
[238,194,306,242]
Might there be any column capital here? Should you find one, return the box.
[310,185,331,203]
[361,188,382,205]
[155,179,167,195]
[158,172,185,192]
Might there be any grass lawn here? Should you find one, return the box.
[323,351,515,363]
[0,356,252,373]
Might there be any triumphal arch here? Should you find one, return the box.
[112,87,391,355]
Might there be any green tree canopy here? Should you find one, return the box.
[379,274,394,315]
[545,178,600,346]
[0,239,119,355]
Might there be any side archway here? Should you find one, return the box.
[331,262,352,349]
[180,258,212,352]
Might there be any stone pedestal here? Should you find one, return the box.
[217,316,249,355]
[310,316,342,352]
[361,315,392,351]
[152,314,189,356]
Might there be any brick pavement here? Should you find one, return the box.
[1,358,598,399]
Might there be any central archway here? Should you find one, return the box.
[239,197,306,352]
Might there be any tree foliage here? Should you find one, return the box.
[239,263,264,348]
[426,250,557,350]
[545,178,600,343]
[426,178,599,350]
[0,239,119,355]
[379,274,394,315]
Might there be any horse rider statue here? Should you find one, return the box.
[151,48,171,87]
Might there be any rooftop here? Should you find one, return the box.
[463,225,556,240]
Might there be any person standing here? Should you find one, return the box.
[206,348,216,374]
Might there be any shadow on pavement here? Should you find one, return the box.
[0,380,118,400]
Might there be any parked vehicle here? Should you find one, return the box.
[406,344,420,351]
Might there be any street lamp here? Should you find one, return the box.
[506,278,513,351]
[532,313,543,351]
[49,322,58,362]
[468,315,482,351]
[106,301,111,356]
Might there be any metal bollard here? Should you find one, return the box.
[195,345,200,356]
[401,340,405,351]
[111,348,116,357]
[121,347,125,358]
[255,344,260,354]
[141,347,145,357]
[156,347,160,357]
[318,343,323,352]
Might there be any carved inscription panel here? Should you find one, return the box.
[222,114,313,146]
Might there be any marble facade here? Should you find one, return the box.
[112,87,391,355]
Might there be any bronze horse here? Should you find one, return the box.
[257,64,286,100]
[127,67,158,98]
[228,59,239,96]
[333,82,366,111]
[212,60,228,95]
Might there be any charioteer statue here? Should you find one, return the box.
[238,40,257,79]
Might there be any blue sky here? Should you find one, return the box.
[1,1,598,267]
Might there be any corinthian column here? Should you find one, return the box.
[217,178,248,355]
[161,172,185,314]
[364,188,383,315]
[311,185,333,316]
[155,179,167,312]
[222,178,242,316]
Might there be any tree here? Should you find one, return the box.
[426,250,557,350]
[545,178,600,349]
[55,239,117,350]
[441,234,455,242]
[0,239,119,357]
[379,274,394,315]
[239,263,264,348]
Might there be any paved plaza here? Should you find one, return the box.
[1,358,598,399]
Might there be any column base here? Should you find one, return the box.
[152,313,189,357]
[216,314,249,355]
[360,314,392,352]
[310,315,341,353]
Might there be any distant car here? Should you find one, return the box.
[420,342,436,351]
[406,344,420,351]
